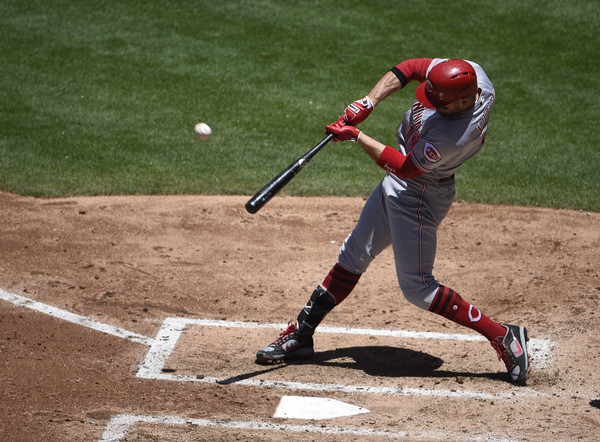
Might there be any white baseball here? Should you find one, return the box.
[194,122,212,141]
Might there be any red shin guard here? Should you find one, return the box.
[429,285,506,341]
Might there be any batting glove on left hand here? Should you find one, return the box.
[326,119,362,142]
[343,96,373,125]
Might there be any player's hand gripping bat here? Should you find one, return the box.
[245,133,334,214]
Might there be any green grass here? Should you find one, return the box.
[0,0,598,210]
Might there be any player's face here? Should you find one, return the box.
[436,100,464,116]
[436,96,475,116]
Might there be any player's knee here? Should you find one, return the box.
[337,241,373,274]
[399,284,439,311]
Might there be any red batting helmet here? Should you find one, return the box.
[415,59,478,109]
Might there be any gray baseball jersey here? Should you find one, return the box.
[398,59,495,181]
[337,59,495,310]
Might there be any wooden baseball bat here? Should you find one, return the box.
[245,133,334,214]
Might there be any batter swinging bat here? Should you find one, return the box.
[245,133,334,214]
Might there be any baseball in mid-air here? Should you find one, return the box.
[194,122,212,141]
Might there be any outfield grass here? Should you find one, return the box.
[0,0,598,211]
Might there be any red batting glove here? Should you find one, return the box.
[343,96,373,125]
[326,119,362,142]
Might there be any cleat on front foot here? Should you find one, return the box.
[255,321,314,364]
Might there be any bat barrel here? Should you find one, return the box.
[245,161,302,213]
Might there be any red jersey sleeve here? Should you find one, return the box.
[390,58,433,87]
[376,146,423,179]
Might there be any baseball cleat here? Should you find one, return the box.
[491,324,531,385]
[256,321,314,364]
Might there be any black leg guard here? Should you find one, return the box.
[296,285,336,336]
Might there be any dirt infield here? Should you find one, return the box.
[1,191,599,441]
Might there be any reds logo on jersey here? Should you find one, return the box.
[424,142,442,163]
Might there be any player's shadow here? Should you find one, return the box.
[291,345,505,381]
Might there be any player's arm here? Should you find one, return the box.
[364,71,403,107]
[368,58,433,105]
[358,132,422,179]
[343,58,433,125]
[324,122,423,179]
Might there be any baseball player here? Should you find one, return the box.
[256,58,531,385]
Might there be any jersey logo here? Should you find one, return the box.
[424,143,442,163]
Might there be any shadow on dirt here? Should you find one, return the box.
[297,345,505,381]
[304,345,444,377]
[250,345,506,382]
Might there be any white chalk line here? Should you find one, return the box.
[181,317,554,357]
[138,371,539,400]
[99,413,517,442]
[0,289,153,346]
[178,317,491,341]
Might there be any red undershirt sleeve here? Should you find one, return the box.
[376,146,423,179]
[389,58,433,87]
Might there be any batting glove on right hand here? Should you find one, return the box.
[326,119,362,142]
[343,96,373,125]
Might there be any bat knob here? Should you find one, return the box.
[245,200,260,214]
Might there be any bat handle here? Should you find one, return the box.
[307,133,334,158]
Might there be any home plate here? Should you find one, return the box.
[273,395,370,420]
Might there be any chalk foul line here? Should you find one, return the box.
[98,413,517,442]
[0,289,153,346]
[1,289,550,402]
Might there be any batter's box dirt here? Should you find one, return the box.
[133,319,599,440]
[149,320,544,395]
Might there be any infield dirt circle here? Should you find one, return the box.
[1,192,599,441]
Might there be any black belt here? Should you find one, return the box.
[439,174,454,182]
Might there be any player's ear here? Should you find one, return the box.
[461,96,474,110]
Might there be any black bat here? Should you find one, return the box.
[245,133,334,214]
